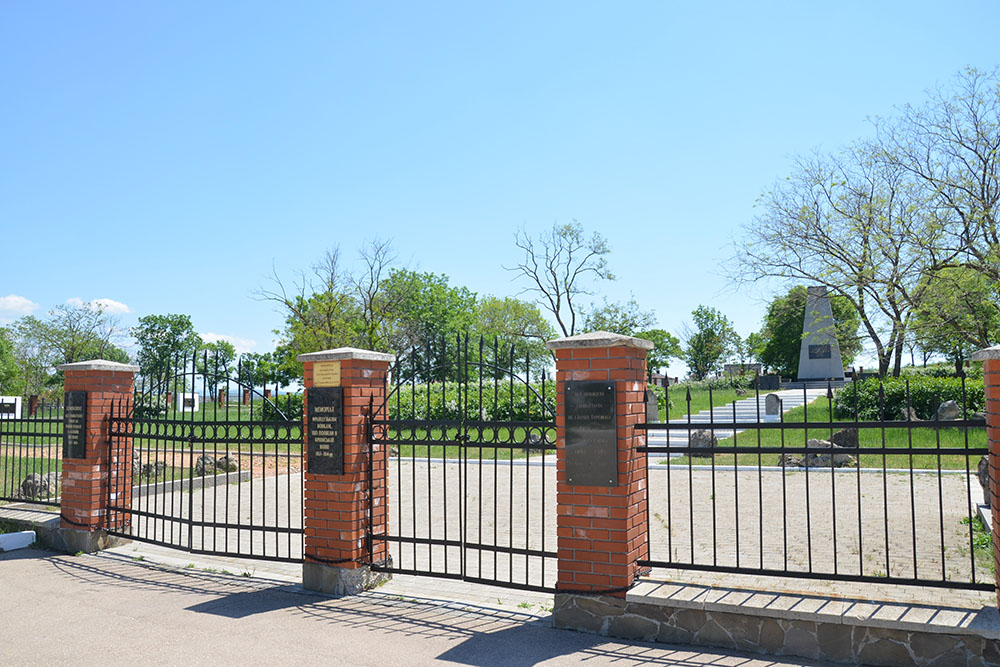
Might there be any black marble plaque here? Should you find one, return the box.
[63,390,87,459]
[808,344,832,360]
[183,397,195,409]
[307,387,344,475]
[565,381,617,486]
[0,401,15,415]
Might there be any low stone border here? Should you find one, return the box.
[132,470,250,498]
[554,581,1000,665]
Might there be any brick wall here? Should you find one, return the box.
[550,334,651,598]
[59,363,136,532]
[301,352,391,569]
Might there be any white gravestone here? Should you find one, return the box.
[0,396,22,419]
[177,393,200,413]
[797,286,845,381]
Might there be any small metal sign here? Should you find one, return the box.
[63,390,87,459]
[565,381,617,486]
[808,344,832,360]
[307,387,344,475]
[313,361,342,387]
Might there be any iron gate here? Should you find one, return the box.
[369,335,558,592]
[106,352,304,563]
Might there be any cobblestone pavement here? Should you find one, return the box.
[111,454,990,595]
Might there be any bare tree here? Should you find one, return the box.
[876,67,1000,285]
[254,247,360,354]
[734,144,938,376]
[506,221,614,337]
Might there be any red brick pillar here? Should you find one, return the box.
[57,359,138,552]
[217,388,226,406]
[298,347,394,595]
[972,346,1000,607]
[547,331,652,611]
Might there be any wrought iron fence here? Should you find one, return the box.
[636,375,992,591]
[370,335,558,593]
[0,399,63,506]
[107,351,304,562]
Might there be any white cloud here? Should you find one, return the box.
[200,332,257,355]
[65,297,132,314]
[0,294,39,323]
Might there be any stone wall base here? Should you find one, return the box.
[302,562,390,596]
[553,594,1000,666]
[57,528,130,554]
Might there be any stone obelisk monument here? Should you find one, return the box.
[797,286,845,381]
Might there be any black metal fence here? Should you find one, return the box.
[107,351,304,563]
[637,375,992,591]
[0,399,63,506]
[369,335,558,593]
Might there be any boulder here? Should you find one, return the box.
[194,454,217,476]
[132,450,141,476]
[978,456,990,509]
[802,438,856,468]
[899,407,922,422]
[779,453,802,467]
[43,471,58,493]
[524,432,544,452]
[830,428,858,449]
[688,429,718,458]
[935,400,962,421]
[734,388,748,397]
[215,455,239,472]
[969,412,987,425]
[19,473,48,499]
[389,445,400,458]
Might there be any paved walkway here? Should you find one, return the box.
[647,389,828,449]
[1,546,818,666]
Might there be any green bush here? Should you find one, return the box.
[261,393,303,421]
[900,363,982,379]
[833,376,984,420]
[385,382,555,421]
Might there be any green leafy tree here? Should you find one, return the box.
[0,327,23,395]
[508,221,614,336]
[911,267,1000,374]
[14,303,129,392]
[197,340,237,394]
[237,351,296,388]
[633,328,681,376]
[582,298,656,336]
[132,313,203,380]
[757,286,862,378]
[682,306,737,380]
[472,296,555,376]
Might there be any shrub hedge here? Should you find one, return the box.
[385,382,555,421]
[832,376,984,420]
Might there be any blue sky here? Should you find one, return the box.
[2,2,998,372]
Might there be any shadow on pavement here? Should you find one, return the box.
[39,551,814,666]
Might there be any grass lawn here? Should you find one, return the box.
[658,397,986,470]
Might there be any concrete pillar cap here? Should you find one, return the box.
[546,331,654,351]
[297,347,396,363]
[971,345,1000,361]
[56,360,140,372]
